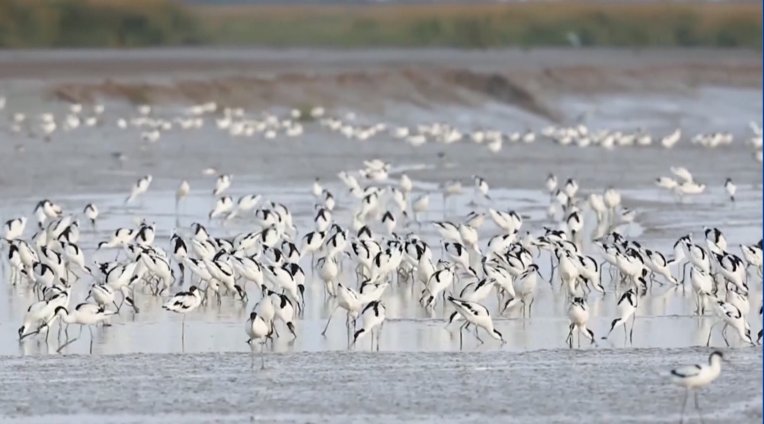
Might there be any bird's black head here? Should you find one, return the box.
[54,306,68,316]
[249,312,257,321]
[189,286,198,293]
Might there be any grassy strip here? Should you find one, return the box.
[195,2,762,48]
[0,0,760,48]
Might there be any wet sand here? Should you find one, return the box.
[0,348,760,423]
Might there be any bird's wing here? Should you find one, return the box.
[670,364,702,379]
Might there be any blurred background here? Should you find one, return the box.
[0,0,760,49]
[0,0,760,134]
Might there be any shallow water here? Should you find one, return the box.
[0,175,761,356]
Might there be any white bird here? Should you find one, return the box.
[352,300,386,351]
[176,180,190,210]
[209,196,234,220]
[447,296,505,349]
[163,286,203,346]
[3,217,26,241]
[473,175,491,201]
[412,194,429,224]
[707,299,754,347]
[661,129,681,148]
[89,284,138,314]
[668,351,724,424]
[670,166,694,184]
[51,303,111,353]
[125,175,152,204]
[724,178,736,202]
[603,288,638,344]
[545,173,557,194]
[245,311,271,369]
[213,174,232,196]
[655,176,679,190]
[566,297,595,348]
[83,203,99,228]
[675,181,706,197]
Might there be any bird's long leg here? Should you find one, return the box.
[679,388,688,424]
[566,324,574,347]
[693,391,703,424]
[260,342,265,370]
[629,314,636,345]
[376,323,383,352]
[89,326,94,354]
[721,324,730,347]
[181,314,186,352]
[706,321,720,346]
[473,326,484,344]
[458,322,469,350]
[321,306,338,336]
[549,255,555,284]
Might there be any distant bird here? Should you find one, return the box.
[209,196,234,220]
[83,203,98,228]
[670,166,694,184]
[125,175,152,204]
[411,194,429,225]
[724,178,736,202]
[473,175,491,202]
[668,351,724,424]
[176,180,190,211]
[546,173,558,194]
[655,176,678,190]
[213,174,232,196]
[661,129,681,148]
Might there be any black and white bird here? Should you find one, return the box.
[668,351,724,424]
[3,217,26,241]
[447,296,505,349]
[724,178,736,202]
[83,203,99,228]
[352,300,386,351]
[163,286,203,345]
[51,303,112,353]
[706,299,754,347]
[245,311,271,369]
[603,288,638,344]
[566,297,595,348]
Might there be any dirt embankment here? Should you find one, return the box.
[1,49,760,122]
